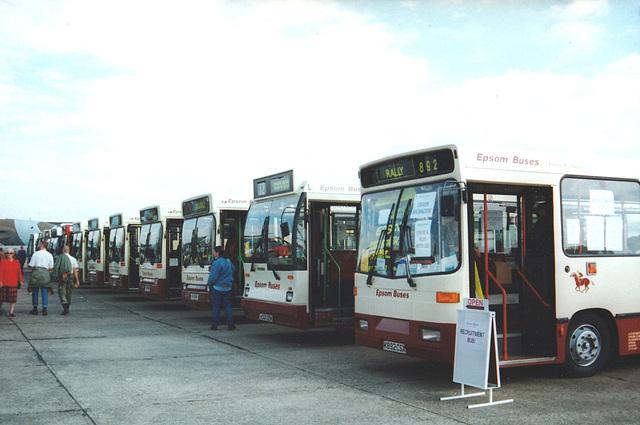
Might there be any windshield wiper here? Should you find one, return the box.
[398,199,415,289]
[367,203,395,287]
[251,218,269,272]
[253,217,280,280]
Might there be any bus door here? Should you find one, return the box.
[468,183,555,359]
[166,220,183,298]
[102,229,111,284]
[309,202,358,325]
[128,225,140,290]
[221,210,245,308]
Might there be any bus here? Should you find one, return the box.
[70,221,87,284]
[138,205,183,300]
[241,170,360,330]
[86,217,110,284]
[181,195,250,309]
[108,213,141,293]
[354,145,640,377]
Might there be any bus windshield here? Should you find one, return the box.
[140,223,162,265]
[242,194,307,270]
[87,230,101,261]
[182,214,215,267]
[358,180,461,278]
[109,227,124,263]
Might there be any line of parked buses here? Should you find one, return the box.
[27,145,640,378]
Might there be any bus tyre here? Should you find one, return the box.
[564,313,610,378]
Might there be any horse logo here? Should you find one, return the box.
[570,271,593,293]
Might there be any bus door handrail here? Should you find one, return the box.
[484,267,509,361]
[323,213,342,319]
[516,268,551,308]
[482,187,508,360]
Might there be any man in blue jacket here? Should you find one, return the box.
[207,246,236,330]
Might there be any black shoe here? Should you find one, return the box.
[42,307,48,316]
[9,313,16,317]
[210,325,218,330]
[228,324,236,331]
[29,307,38,315]
[61,304,69,315]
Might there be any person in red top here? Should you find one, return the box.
[0,248,23,317]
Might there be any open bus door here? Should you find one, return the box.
[166,220,182,298]
[128,225,140,291]
[308,202,359,328]
[221,210,245,309]
[468,183,556,361]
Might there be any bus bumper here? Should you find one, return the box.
[242,298,310,330]
[354,313,456,363]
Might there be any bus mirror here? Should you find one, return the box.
[441,195,456,217]
[280,222,290,238]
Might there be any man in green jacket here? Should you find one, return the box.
[53,246,80,315]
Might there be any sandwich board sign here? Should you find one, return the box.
[441,298,513,408]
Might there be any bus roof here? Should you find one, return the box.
[139,205,183,223]
[181,193,251,218]
[253,170,360,203]
[359,144,639,190]
[87,217,109,230]
[109,212,141,227]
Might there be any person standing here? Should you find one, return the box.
[53,246,80,315]
[207,246,236,331]
[0,249,23,317]
[28,241,54,316]
[17,246,27,271]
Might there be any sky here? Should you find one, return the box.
[1,0,639,222]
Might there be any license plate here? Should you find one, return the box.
[259,313,273,323]
[383,340,406,354]
[190,294,199,301]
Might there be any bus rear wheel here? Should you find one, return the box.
[564,313,610,378]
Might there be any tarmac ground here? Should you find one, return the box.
[2,271,640,424]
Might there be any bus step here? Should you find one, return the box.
[497,332,522,356]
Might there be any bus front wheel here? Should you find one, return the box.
[564,313,610,378]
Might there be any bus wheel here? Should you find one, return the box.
[564,313,610,378]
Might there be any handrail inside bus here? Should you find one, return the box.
[516,269,551,309]
[323,213,342,318]
[323,243,342,317]
[485,267,509,361]
[483,187,508,360]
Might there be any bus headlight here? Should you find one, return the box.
[420,327,441,342]
[286,291,293,302]
[358,319,369,331]
[244,287,250,297]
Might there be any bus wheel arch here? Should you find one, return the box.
[563,310,613,378]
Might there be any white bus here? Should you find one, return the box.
[70,221,86,284]
[86,217,110,284]
[241,170,360,330]
[138,205,183,300]
[108,213,141,293]
[181,194,250,310]
[354,145,640,377]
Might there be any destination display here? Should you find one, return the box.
[140,207,159,223]
[88,218,100,230]
[254,170,294,199]
[109,214,122,227]
[183,196,211,218]
[360,149,455,188]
